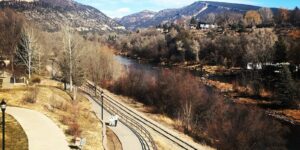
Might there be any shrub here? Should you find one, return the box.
[23,87,39,103]
[60,115,73,125]
[110,68,288,149]
[50,99,69,111]
[66,121,82,137]
[30,77,41,84]
[205,101,288,150]
[61,115,82,137]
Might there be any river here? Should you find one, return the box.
[115,55,300,150]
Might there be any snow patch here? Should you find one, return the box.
[193,3,208,16]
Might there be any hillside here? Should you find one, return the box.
[118,1,262,30]
[118,10,157,31]
[0,0,126,33]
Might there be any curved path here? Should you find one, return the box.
[84,94,143,150]
[6,107,70,150]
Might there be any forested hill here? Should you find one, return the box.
[0,0,126,33]
[118,1,269,30]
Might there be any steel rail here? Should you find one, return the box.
[81,84,156,150]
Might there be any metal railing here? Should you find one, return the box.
[81,82,157,150]
[83,81,199,150]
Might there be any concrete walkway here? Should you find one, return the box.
[6,107,70,150]
[84,94,142,150]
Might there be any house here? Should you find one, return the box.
[247,62,291,70]
[197,22,218,30]
[247,63,263,70]
[0,57,10,68]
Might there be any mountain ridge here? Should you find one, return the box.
[118,1,263,30]
[0,0,126,33]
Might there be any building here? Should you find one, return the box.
[246,62,295,71]
[197,22,218,30]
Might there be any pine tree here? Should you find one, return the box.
[290,7,300,26]
[190,17,197,26]
[274,38,287,63]
[274,66,296,106]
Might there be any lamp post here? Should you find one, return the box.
[1,99,6,150]
[100,91,104,121]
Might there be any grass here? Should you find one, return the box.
[279,109,300,123]
[0,78,103,150]
[0,114,28,150]
[106,128,122,150]
[101,89,214,150]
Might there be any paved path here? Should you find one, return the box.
[6,107,70,150]
[84,94,142,150]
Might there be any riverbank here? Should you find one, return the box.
[115,55,300,149]
[116,55,300,123]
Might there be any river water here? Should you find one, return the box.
[115,55,300,150]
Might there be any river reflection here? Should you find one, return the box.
[115,55,161,75]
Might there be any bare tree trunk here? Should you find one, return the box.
[68,32,73,92]
[73,86,77,101]
[11,55,15,84]
[182,100,193,131]
[28,51,32,79]
[94,84,97,97]
[38,49,41,75]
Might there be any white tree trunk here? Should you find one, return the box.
[28,50,32,79]
[73,86,77,101]
[38,49,41,75]
[68,32,73,92]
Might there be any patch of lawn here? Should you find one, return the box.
[0,114,28,150]
[0,80,103,150]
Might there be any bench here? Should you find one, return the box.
[69,137,86,150]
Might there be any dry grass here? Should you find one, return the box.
[235,97,274,105]
[280,109,300,123]
[106,128,122,150]
[206,80,234,92]
[0,114,28,150]
[0,79,102,150]
[203,65,226,74]
[101,89,214,150]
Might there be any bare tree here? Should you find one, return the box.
[216,12,243,28]
[244,29,277,64]
[15,26,40,79]
[59,28,84,100]
[244,10,262,27]
[0,8,24,82]
[85,44,122,93]
[275,8,290,24]
[205,13,216,24]
[176,40,185,61]
[258,7,274,24]
[190,40,200,62]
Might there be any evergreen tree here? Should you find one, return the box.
[190,17,197,26]
[290,7,300,26]
[274,66,296,106]
[274,38,287,63]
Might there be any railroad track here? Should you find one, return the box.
[84,81,199,150]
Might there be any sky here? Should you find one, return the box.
[75,0,300,18]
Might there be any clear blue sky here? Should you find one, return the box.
[75,0,300,18]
